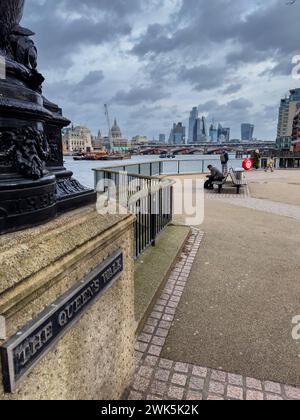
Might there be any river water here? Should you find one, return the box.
[64,154,244,189]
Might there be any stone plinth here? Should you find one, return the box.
[0,206,135,400]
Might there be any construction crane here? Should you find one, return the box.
[104,104,113,152]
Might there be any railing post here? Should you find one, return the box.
[149,184,154,247]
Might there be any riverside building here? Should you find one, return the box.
[277,89,300,150]
[63,126,93,153]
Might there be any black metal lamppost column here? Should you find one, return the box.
[0,0,96,234]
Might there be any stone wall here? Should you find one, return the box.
[0,206,135,400]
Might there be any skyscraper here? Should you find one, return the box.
[241,124,254,142]
[169,123,186,145]
[188,107,198,144]
[277,89,300,150]
[209,123,218,143]
[159,134,166,143]
[218,124,230,143]
[194,116,208,142]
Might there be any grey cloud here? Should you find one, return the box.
[113,85,169,105]
[133,0,299,72]
[23,0,133,69]
[222,83,242,95]
[45,70,105,107]
[179,65,229,92]
[78,71,104,87]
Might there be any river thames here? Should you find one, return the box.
[64,154,243,189]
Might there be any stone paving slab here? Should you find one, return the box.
[126,228,300,400]
[219,196,300,220]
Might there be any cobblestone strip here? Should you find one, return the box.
[126,228,300,401]
[205,185,250,200]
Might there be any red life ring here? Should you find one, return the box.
[242,158,253,171]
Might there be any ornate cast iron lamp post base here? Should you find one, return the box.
[0,0,96,234]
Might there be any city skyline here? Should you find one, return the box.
[22,0,300,140]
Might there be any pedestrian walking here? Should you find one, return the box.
[265,157,275,173]
[252,149,261,170]
[220,149,229,176]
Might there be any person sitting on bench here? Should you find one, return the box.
[204,165,224,190]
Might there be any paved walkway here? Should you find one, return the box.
[126,229,300,400]
[206,190,300,220]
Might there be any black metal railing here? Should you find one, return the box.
[96,169,174,258]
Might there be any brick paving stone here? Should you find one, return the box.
[135,351,144,364]
[246,377,263,391]
[209,381,226,396]
[157,299,168,307]
[177,281,187,286]
[159,321,172,329]
[162,314,174,322]
[266,393,283,401]
[168,279,177,284]
[144,356,158,367]
[168,386,185,400]
[264,381,282,394]
[207,394,224,400]
[189,377,205,391]
[135,341,148,352]
[211,370,227,383]
[192,366,208,378]
[150,381,167,396]
[227,385,244,400]
[164,289,173,295]
[155,369,171,382]
[128,391,143,400]
[139,366,154,379]
[152,336,166,346]
[139,333,152,344]
[228,373,243,386]
[156,328,169,338]
[154,305,165,313]
[165,307,176,315]
[159,359,173,369]
[284,385,300,400]
[133,376,151,393]
[167,301,178,309]
[174,362,189,373]
[148,345,162,357]
[186,391,203,401]
[151,311,162,320]
[246,390,264,400]
[146,395,162,401]
[147,318,159,327]
[171,373,188,387]
[143,325,155,335]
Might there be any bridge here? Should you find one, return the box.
[137,141,276,156]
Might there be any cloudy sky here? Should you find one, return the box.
[23,0,299,140]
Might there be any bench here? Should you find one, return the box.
[212,174,230,194]
[213,169,247,194]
